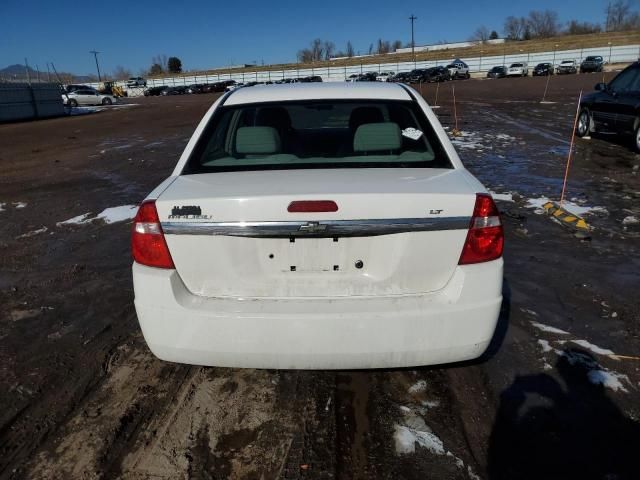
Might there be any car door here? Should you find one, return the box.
[75,90,91,105]
[589,69,639,131]
[610,66,640,134]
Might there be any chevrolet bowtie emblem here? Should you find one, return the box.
[299,222,327,233]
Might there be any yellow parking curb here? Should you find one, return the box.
[542,201,590,231]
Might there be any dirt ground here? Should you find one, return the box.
[1,72,639,480]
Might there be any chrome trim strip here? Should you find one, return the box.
[161,217,471,237]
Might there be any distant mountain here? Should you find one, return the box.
[0,64,96,83]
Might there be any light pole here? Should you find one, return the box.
[479,50,483,72]
[502,44,506,66]
[409,15,417,64]
[90,50,101,81]
[552,44,559,71]
[608,41,613,64]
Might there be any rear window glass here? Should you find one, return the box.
[183,99,452,173]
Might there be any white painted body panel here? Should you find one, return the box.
[156,168,478,297]
[134,259,503,369]
[133,82,502,368]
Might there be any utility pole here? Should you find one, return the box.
[409,15,417,63]
[90,50,102,81]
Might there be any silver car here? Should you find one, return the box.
[62,89,117,107]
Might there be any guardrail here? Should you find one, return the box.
[84,44,640,91]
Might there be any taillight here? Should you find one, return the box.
[458,194,504,265]
[131,200,175,269]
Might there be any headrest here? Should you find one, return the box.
[349,106,384,131]
[236,126,281,154]
[353,123,402,152]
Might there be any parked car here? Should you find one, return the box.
[62,89,117,106]
[346,74,361,82]
[126,77,147,87]
[486,66,507,79]
[388,72,412,83]
[532,63,554,76]
[376,71,395,82]
[507,62,529,77]
[356,72,378,82]
[63,84,96,94]
[131,82,504,369]
[187,84,205,94]
[408,69,429,83]
[577,61,640,151]
[225,82,244,92]
[446,60,470,79]
[556,60,577,74]
[144,86,167,96]
[160,87,182,96]
[424,66,451,83]
[580,56,604,73]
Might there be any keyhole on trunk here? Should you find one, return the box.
[269,254,274,259]
[355,260,364,269]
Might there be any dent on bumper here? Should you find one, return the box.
[133,260,503,369]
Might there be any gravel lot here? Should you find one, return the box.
[1,73,639,480]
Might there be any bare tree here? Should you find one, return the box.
[471,25,491,42]
[392,40,402,51]
[112,65,131,80]
[527,10,559,38]
[323,40,335,60]
[152,54,168,71]
[607,1,640,31]
[346,41,355,57]
[566,20,602,35]
[376,39,392,54]
[504,16,527,40]
[368,43,373,55]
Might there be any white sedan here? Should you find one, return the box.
[63,89,117,106]
[132,82,504,369]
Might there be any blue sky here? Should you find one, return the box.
[1,0,612,75]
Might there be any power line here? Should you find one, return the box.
[90,50,102,81]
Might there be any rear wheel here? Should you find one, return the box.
[102,97,112,105]
[577,109,592,137]
[634,123,640,152]
[68,99,78,107]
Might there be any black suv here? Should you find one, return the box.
[532,63,554,76]
[577,62,640,151]
[580,56,604,73]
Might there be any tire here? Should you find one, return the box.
[102,97,112,105]
[68,99,78,107]
[576,109,592,137]
[634,123,640,152]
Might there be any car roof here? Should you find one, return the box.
[224,82,413,105]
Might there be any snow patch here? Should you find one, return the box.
[394,425,445,455]
[13,202,27,209]
[17,226,48,238]
[0,203,5,212]
[488,190,514,202]
[57,205,137,226]
[571,339,614,356]
[538,339,553,353]
[587,370,628,392]
[520,308,538,317]
[530,321,570,335]
[408,380,428,394]
[622,215,639,225]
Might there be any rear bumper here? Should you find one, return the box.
[133,260,503,369]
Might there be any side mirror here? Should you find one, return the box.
[594,82,607,92]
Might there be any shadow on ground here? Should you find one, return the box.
[487,349,640,480]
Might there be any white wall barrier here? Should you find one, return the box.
[85,44,640,91]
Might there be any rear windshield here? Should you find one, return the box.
[183,99,452,173]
